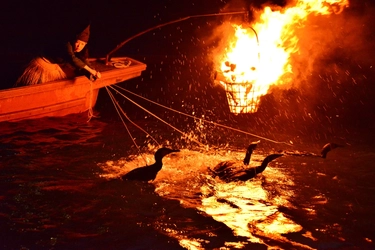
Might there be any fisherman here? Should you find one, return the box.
[15,24,101,87]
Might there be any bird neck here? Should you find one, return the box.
[256,159,270,173]
[243,150,252,165]
[152,158,163,170]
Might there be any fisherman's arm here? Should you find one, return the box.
[66,43,101,79]
[80,48,101,79]
[73,55,102,79]
[83,65,101,79]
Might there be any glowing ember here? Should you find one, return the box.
[213,0,349,113]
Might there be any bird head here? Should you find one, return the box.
[154,147,180,161]
[247,141,260,151]
[320,142,344,158]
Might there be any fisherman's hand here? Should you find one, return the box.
[95,71,101,79]
[91,70,101,80]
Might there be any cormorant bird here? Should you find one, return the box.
[283,142,344,158]
[122,148,180,182]
[209,141,283,182]
[321,143,343,158]
[210,153,283,182]
[211,141,259,176]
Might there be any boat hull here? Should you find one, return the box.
[0,57,146,122]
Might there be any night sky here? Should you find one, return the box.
[0,0,297,60]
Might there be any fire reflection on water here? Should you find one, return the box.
[200,181,301,242]
[99,148,313,248]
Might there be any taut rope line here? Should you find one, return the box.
[87,80,95,122]
[108,85,207,148]
[105,86,161,146]
[112,85,293,146]
[105,86,153,165]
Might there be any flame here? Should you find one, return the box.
[214,0,349,113]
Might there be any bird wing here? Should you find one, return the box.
[122,166,155,181]
[212,161,236,173]
[221,169,249,182]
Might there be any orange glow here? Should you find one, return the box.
[214,0,349,113]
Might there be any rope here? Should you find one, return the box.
[112,85,293,146]
[87,80,95,122]
[106,87,161,147]
[87,76,100,122]
[106,11,249,63]
[108,85,207,148]
[105,86,149,165]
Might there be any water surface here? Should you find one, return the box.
[1,113,374,249]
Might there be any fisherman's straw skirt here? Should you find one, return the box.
[15,57,69,87]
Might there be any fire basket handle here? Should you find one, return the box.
[105,11,252,65]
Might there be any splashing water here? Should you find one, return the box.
[98,148,313,248]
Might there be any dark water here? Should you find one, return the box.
[1,104,375,249]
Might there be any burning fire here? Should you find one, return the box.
[214,0,349,113]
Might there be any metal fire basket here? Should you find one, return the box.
[223,81,260,113]
[215,70,260,113]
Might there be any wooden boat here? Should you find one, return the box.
[0,57,146,122]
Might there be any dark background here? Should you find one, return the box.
[1,0,374,139]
